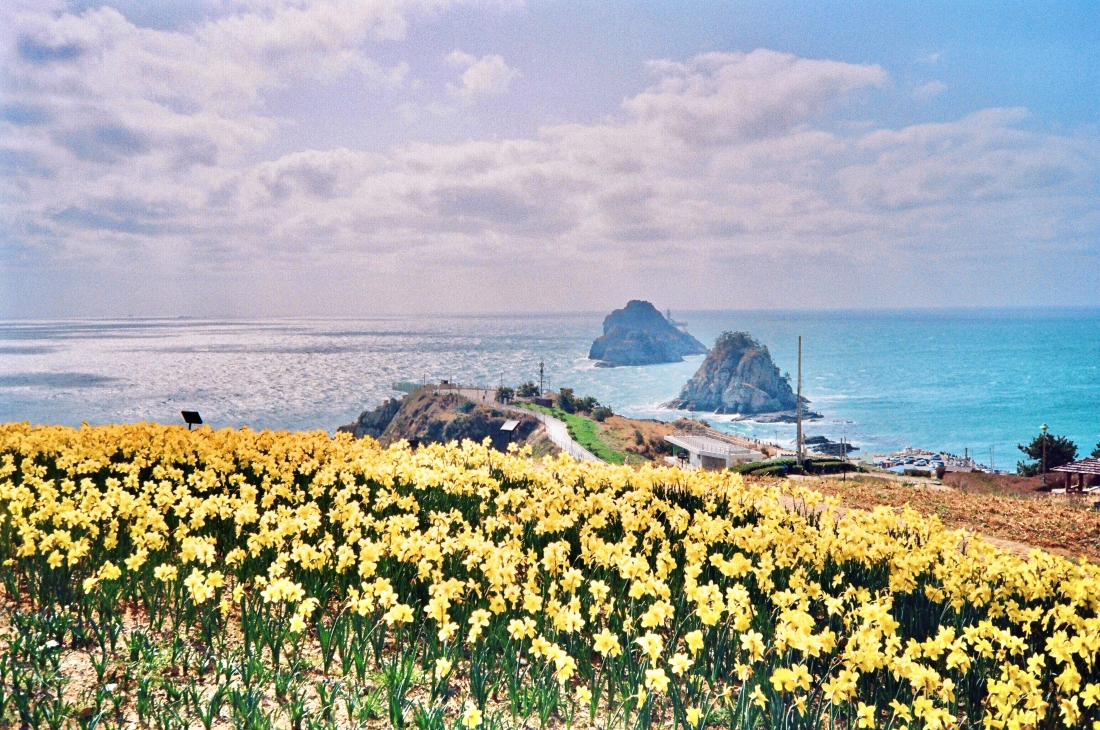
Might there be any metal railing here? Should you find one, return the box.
[456,388,601,463]
[512,407,601,462]
[667,432,762,460]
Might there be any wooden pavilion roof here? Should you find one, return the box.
[1051,458,1100,476]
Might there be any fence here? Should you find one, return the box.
[510,406,601,462]
[455,387,601,463]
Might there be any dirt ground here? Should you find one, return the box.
[524,423,562,459]
[942,469,1097,497]
[596,415,677,462]
[779,473,1100,563]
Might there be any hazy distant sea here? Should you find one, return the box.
[2,309,1098,468]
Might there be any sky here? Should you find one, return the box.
[1,0,1097,318]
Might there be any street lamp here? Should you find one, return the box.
[1040,423,1048,486]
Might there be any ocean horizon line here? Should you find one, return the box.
[2,303,1099,324]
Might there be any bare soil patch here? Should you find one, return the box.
[941,470,1089,497]
[597,415,676,462]
[763,474,1100,562]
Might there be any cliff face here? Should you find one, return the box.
[336,397,402,439]
[667,332,801,415]
[338,390,539,449]
[588,300,707,367]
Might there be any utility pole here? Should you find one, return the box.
[841,437,846,481]
[539,360,544,396]
[1040,424,1048,486]
[796,335,803,468]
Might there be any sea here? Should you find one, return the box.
[1,308,1098,469]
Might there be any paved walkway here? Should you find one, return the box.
[457,389,601,463]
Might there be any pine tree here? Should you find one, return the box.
[1017,431,1077,476]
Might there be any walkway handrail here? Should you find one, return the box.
[455,388,601,463]
[510,407,601,462]
[668,431,760,457]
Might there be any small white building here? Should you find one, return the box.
[665,432,763,470]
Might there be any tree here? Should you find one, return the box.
[575,396,599,413]
[1092,441,1100,459]
[495,386,514,404]
[516,381,539,398]
[1017,431,1077,476]
[551,387,603,415]
[555,387,576,413]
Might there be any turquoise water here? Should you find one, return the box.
[1,308,1097,468]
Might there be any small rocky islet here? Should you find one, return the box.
[587,300,707,367]
[666,331,821,421]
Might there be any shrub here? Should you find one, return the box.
[805,459,856,475]
[649,437,672,455]
[592,406,613,422]
[750,464,787,477]
[731,458,797,475]
[575,396,600,413]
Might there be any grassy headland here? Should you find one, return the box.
[513,402,628,464]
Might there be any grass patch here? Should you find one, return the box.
[515,403,627,464]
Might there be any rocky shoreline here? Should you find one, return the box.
[731,409,822,424]
[805,434,857,456]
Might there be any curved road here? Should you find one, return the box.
[457,388,601,462]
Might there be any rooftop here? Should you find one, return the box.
[1051,458,1100,476]
[666,431,763,460]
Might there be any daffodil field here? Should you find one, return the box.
[1,424,1098,730]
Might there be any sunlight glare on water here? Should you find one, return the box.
[1,308,1097,464]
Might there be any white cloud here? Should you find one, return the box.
[2,22,1097,315]
[446,50,518,101]
[625,50,887,144]
[913,80,947,101]
[0,0,449,182]
[0,0,454,262]
[217,58,1094,276]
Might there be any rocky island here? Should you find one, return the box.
[666,331,821,421]
[588,300,707,367]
